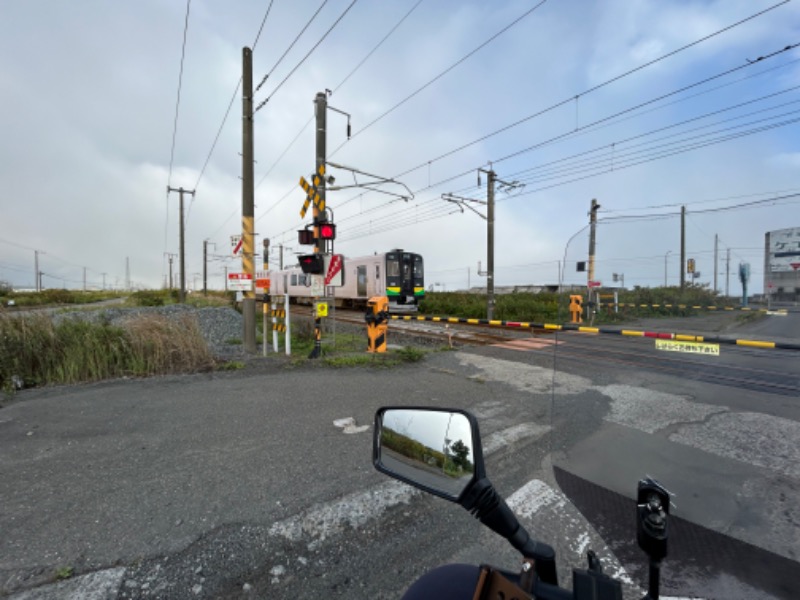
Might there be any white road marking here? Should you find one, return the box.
[8,567,126,600]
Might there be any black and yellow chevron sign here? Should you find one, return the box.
[298,175,326,217]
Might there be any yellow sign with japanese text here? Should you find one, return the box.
[655,339,719,356]
[316,302,328,318]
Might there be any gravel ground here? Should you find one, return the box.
[55,305,245,359]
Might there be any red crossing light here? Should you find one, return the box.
[319,223,336,240]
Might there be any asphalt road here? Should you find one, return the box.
[1,311,798,599]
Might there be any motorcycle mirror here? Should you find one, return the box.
[373,407,485,502]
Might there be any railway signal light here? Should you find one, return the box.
[319,222,336,240]
[298,254,325,274]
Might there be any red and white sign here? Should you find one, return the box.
[231,235,243,257]
[324,254,344,287]
[791,262,800,271]
[588,280,602,288]
[227,272,253,291]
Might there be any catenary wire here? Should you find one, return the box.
[328,0,549,157]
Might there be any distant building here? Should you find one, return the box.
[764,227,800,302]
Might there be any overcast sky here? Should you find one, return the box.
[2,0,799,295]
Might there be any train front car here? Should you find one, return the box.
[384,250,424,312]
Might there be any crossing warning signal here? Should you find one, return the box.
[319,223,336,240]
[298,254,324,274]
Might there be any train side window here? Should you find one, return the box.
[291,273,297,286]
[283,275,288,290]
[376,265,380,279]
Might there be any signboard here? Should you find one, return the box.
[310,274,324,296]
[316,302,329,318]
[255,270,270,292]
[655,339,720,356]
[767,227,800,273]
[228,272,253,291]
[587,280,601,288]
[324,254,344,286]
[231,235,243,257]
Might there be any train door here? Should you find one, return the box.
[357,265,367,297]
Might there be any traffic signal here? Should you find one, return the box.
[298,254,324,274]
[318,222,336,240]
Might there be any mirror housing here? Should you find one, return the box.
[373,407,485,503]
[373,406,559,586]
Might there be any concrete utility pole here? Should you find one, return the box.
[34,250,40,292]
[680,205,686,290]
[714,234,718,293]
[241,47,257,353]
[486,169,496,320]
[726,248,731,297]
[203,241,208,296]
[588,199,600,285]
[307,91,329,359]
[167,186,195,303]
[126,257,130,291]
[443,169,520,320]
[83,267,87,291]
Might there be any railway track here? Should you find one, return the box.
[287,306,800,397]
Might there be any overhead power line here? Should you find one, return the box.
[189,0,276,195]
[248,0,426,236]
[255,0,359,112]
[329,0,549,157]
[255,1,328,94]
[386,1,792,183]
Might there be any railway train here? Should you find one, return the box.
[267,249,425,312]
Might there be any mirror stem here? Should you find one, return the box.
[462,478,558,586]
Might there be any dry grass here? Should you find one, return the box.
[0,313,213,392]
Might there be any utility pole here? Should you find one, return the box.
[588,199,600,285]
[726,248,731,297]
[203,241,210,296]
[126,257,130,291]
[680,205,686,290]
[167,186,195,303]
[241,46,256,353]
[34,250,40,292]
[443,169,520,320]
[713,234,718,293]
[102,272,107,290]
[83,267,87,291]
[308,91,328,359]
[165,253,176,289]
[486,169,496,320]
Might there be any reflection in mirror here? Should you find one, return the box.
[377,409,476,500]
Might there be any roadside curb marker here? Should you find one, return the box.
[389,315,800,352]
